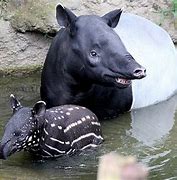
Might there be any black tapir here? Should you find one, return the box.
[41,5,146,119]
[0,95,103,159]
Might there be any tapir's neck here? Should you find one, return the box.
[41,28,94,107]
[59,71,94,104]
[54,29,94,103]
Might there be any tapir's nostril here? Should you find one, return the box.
[133,67,146,79]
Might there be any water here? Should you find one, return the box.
[0,74,177,180]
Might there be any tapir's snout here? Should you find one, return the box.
[0,151,6,160]
[109,53,146,82]
[133,67,146,79]
[0,144,4,159]
[0,141,12,160]
[124,54,146,80]
[0,143,6,159]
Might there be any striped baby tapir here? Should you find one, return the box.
[0,94,103,159]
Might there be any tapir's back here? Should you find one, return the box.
[40,105,103,157]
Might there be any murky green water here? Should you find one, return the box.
[0,75,177,180]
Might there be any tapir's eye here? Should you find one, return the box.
[90,50,98,57]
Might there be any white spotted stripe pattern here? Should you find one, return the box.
[45,143,65,154]
[28,136,32,142]
[63,115,97,133]
[77,120,82,124]
[58,125,62,130]
[91,122,101,126]
[44,128,49,135]
[64,121,81,133]
[25,136,29,141]
[50,137,65,144]
[65,141,70,145]
[86,116,90,119]
[81,143,99,150]
[68,108,74,111]
[66,148,73,154]
[13,105,102,158]
[81,117,86,121]
[66,112,71,116]
[71,133,103,146]
[43,149,53,157]
[51,123,56,127]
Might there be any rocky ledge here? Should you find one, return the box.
[0,0,176,75]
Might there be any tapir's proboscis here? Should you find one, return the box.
[41,5,146,119]
[0,95,103,159]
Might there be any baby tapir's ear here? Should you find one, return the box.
[32,101,46,117]
[10,94,22,113]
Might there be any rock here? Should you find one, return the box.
[2,0,177,43]
[0,19,52,75]
[97,153,148,180]
[9,0,58,34]
[0,0,176,75]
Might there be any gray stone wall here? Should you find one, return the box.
[0,19,51,75]
[0,0,176,75]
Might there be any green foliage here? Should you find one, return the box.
[171,0,177,17]
[160,0,177,16]
[157,0,177,26]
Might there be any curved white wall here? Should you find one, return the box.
[115,13,177,109]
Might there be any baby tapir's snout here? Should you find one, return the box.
[0,144,3,159]
[0,142,10,159]
[0,95,103,159]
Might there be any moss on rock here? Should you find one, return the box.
[10,0,59,33]
[0,64,42,77]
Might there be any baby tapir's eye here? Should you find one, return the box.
[14,131,21,137]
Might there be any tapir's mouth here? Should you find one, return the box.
[103,74,132,88]
[0,141,17,159]
[115,77,131,85]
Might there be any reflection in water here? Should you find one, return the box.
[130,94,177,146]
[0,75,177,179]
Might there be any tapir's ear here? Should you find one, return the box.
[10,94,22,113]
[102,9,123,28]
[56,4,77,28]
[32,101,46,117]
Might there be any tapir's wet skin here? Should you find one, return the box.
[0,93,103,160]
[0,75,177,179]
[40,5,146,118]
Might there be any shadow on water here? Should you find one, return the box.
[0,74,177,179]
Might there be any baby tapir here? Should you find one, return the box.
[0,94,103,159]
